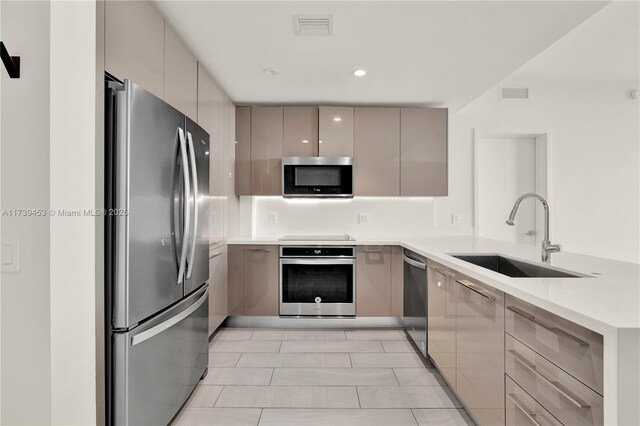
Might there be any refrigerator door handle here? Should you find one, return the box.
[177,127,191,285]
[186,131,199,279]
[130,287,208,346]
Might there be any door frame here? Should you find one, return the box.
[473,129,553,246]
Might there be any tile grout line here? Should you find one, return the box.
[410,408,420,426]
[355,386,362,409]
[256,408,263,426]
[211,385,224,408]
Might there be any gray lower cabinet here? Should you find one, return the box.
[356,246,391,317]
[505,294,604,426]
[454,273,505,426]
[227,245,279,316]
[426,261,456,389]
[227,245,245,315]
[209,248,228,335]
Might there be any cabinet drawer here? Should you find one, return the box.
[505,295,603,394]
[506,334,603,426]
[506,376,563,426]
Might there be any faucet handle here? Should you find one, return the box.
[545,242,562,253]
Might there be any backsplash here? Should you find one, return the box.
[239,196,468,238]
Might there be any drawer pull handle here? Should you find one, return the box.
[507,394,543,426]
[363,249,383,253]
[507,306,590,347]
[509,349,591,409]
[456,279,495,301]
[250,248,272,252]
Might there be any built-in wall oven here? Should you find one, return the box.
[279,246,356,316]
[403,249,428,357]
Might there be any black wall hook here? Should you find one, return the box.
[0,42,21,78]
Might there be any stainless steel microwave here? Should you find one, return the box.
[282,157,353,198]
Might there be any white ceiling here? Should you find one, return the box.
[154,1,608,109]
[511,1,639,83]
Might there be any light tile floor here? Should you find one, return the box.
[172,328,474,426]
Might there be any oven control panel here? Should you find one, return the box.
[280,246,356,258]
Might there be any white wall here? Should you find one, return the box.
[0,1,52,424]
[49,1,97,423]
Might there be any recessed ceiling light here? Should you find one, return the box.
[333,116,342,122]
[353,69,367,77]
[205,151,210,155]
[302,140,309,144]
[263,68,279,77]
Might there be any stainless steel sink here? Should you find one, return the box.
[450,254,583,278]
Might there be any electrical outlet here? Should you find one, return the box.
[358,213,370,224]
[451,213,460,225]
[269,212,278,224]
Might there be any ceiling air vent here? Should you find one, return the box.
[500,87,530,100]
[294,15,333,36]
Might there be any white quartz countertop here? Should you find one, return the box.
[228,235,640,334]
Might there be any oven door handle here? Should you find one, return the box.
[280,258,356,265]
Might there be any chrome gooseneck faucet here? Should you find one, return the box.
[506,193,561,263]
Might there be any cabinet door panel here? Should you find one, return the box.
[251,107,283,195]
[284,107,318,157]
[227,245,245,315]
[198,64,225,247]
[390,246,404,317]
[235,107,251,196]
[164,23,198,119]
[354,108,400,196]
[455,275,505,426]
[105,0,164,98]
[356,246,391,317]
[209,248,228,335]
[427,266,456,389]
[319,106,354,157]
[400,108,447,196]
[244,246,279,316]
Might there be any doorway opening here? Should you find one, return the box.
[473,130,551,246]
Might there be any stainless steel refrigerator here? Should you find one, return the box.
[105,78,210,425]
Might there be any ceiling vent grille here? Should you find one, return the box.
[294,15,333,36]
[500,87,530,100]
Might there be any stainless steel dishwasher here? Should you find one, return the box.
[403,249,427,357]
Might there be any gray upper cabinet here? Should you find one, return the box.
[319,106,354,157]
[251,107,284,195]
[164,23,198,120]
[354,107,401,196]
[235,107,251,195]
[284,107,318,157]
[105,0,164,99]
[400,108,448,196]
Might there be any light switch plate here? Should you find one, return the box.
[1,237,19,272]
[358,213,370,224]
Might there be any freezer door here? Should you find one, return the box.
[112,285,209,426]
[113,80,187,328]
[184,118,210,295]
